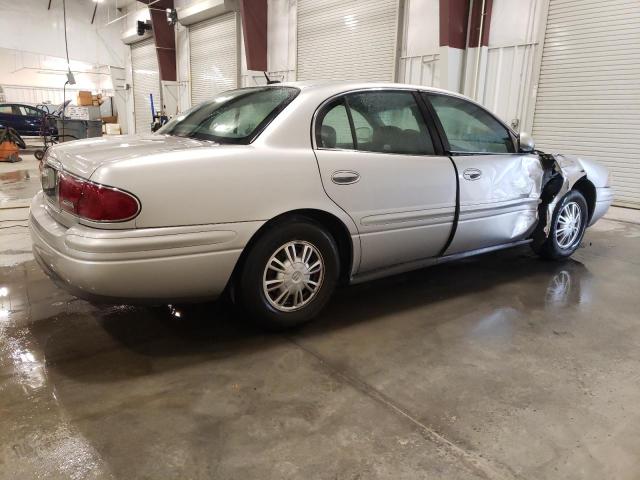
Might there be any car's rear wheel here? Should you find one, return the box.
[534,190,588,260]
[237,217,340,329]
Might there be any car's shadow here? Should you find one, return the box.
[30,246,593,383]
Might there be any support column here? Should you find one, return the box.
[439,0,470,93]
[140,0,177,82]
[139,0,177,115]
[462,0,493,99]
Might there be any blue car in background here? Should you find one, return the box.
[0,103,58,137]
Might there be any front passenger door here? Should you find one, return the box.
[425,93,542,255]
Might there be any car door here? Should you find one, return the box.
[423,93,542,255]
[22,106,44,135]
[313,89,457,273]
[15,105,42,136]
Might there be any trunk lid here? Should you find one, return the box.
[46,134,213,178]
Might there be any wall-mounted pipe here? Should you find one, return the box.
[461,0,474,93]
[472,0,486,100]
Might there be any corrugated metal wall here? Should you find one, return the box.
[297,0,400,81]
[131,38,161,134]
[532,0,640,208]
[189,13,239,106]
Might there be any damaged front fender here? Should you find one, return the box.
[532,153,587,247]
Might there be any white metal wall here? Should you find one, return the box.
[2,86,114,105]
[397,0,440,88]
[480,0,541,130]
[482,43,537,130]
[189,13,238,106]
[532,0,640,208]
[297,0,400,81]
[398,54,440,87]
[131,38,161,134]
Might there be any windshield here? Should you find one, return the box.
[158,86,299,143]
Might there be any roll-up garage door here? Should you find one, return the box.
[297,0,399,81]
[131,38,161,134]
[532,0,640,208]
[190,13,238,106]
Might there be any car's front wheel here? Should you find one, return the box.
[237,217,340,329]
[534,190,588,260]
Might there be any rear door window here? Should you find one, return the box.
[345,91,435,155]
[316,99,355,150]
[24,106,41,117]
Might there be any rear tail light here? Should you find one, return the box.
[58,172,140,222]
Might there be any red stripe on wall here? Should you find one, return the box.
[239,0,268,72]
[440,0,471,49]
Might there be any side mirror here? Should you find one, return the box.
[519,132,535,153]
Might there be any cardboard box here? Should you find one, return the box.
[102,116,118,124]
[105,123,121,135]
[77,91,93,106]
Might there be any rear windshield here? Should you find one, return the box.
[158,86,299,144]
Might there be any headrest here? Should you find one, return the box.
[320,125,337,148]
[372,125,402,152]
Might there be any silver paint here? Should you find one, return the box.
[32,81,613,303]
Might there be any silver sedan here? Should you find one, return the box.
[30,82,613,328]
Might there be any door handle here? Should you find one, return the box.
[331,170,360,185]
[463,168,482,181]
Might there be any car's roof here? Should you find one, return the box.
[262,80,514,138]
[276,80,469,100]
[0,102,43,107]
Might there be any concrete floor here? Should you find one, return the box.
[1,154,640,479]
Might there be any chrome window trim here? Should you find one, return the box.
[315,146,450,159]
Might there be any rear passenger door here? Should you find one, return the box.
[313,89,457,273]
[424,93,542,255]
[21,106,43,136]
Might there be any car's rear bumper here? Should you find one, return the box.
[589,186,614,226]
[29,192,263,303]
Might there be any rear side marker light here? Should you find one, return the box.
[58,172,140,222]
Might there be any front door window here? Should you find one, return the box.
[426,94,515,154]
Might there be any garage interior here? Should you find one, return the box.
[1,0,639,478]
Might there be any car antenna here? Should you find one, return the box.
[263,72,280,85]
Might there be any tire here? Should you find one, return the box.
[237,216,340,329]
[534,190,588,260]
[34,150,45,161]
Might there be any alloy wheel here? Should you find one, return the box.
[555,201,583,249]
[262,240,325,312]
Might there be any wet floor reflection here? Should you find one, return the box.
[0,169,41,206]
[0,248,597,390]
[0,227,637,479]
